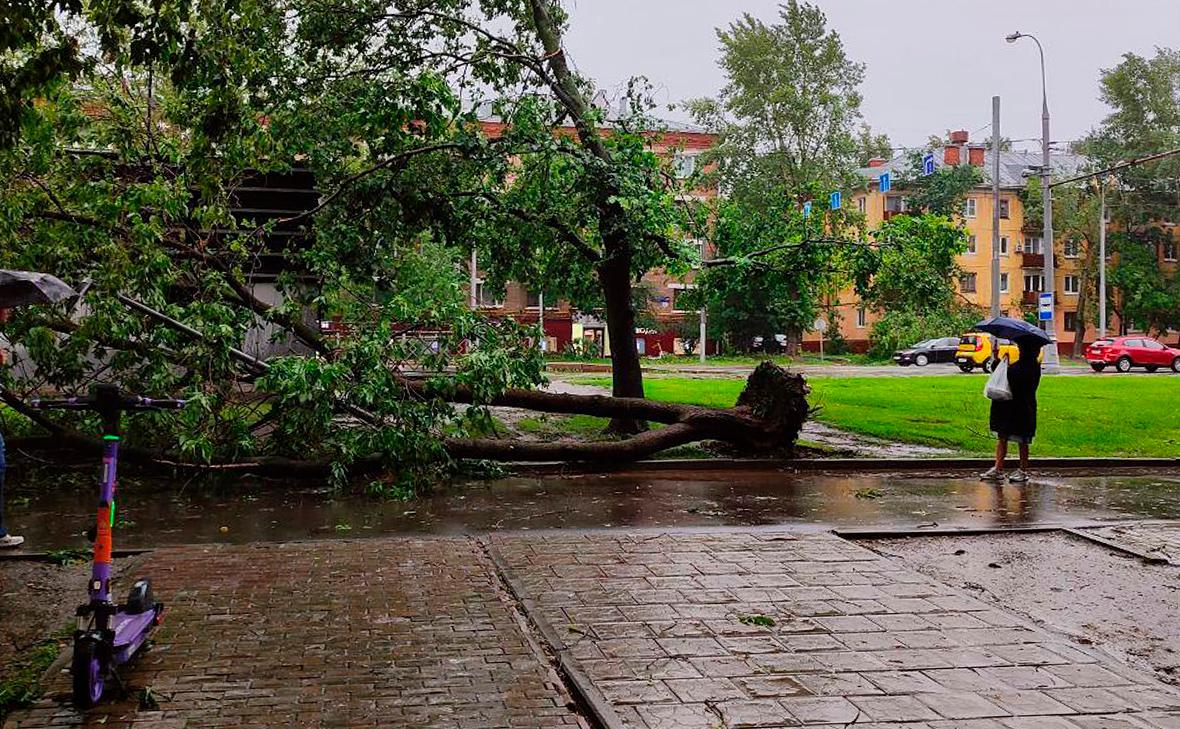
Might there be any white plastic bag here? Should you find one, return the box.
[984,357,1012,401]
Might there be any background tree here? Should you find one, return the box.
[849,215,978,357]
[1083,48,1180,225]
[691,201,844,353]
[686,0,877,351]
[1080,47,1180,340]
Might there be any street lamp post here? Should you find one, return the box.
[1007,31,1059,371]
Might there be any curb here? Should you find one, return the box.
[508,456,1180,476]
[483,539,628,729]
[0,548,151,563]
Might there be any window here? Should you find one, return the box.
[960,272,977,293]
[1024,274,1044,293]
[1064,311,1078,331]
[999,236,1009,255]
[885,196,906,213]
[999,272,1009,293]
[1145,339,1165,350]
[856,307,867,328]
[963,198,977,218]
[1124,339,1142,347]
[1164,241,1177,261]
[672,153,697,179]
[856,196,866,213]
[999,199,1010,219]
[965,235,977,255]
[1063,239,1080,258]
[473,280,502,308]
[1064,275,1080,295]
[1025,236,1043,254]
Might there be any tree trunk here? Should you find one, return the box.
[598,253,646,434]
[1072,248,1094,357]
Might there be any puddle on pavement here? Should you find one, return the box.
[4,468,1180,550]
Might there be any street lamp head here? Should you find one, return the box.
[1005,32,1023,43]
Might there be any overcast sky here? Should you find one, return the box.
[562,0,1180,151]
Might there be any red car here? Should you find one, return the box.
[1085,336,1180,373]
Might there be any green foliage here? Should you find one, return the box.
[897,152,983,217]
[865,308,980,360]
[688,0,877,204]
[1108,228,1180,336]
[0,0,561,493]
[1082,48,1180,225]
[693,200,843,351]
[851,214,969,313]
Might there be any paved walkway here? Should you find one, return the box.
[5,538,585,729]
[7,529,1180,728]
[490,530,1180,728]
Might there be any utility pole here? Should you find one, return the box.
[538,290,545,353]
[1098,181,1107,339]
[699,306,707,364]
[991,96,1002,318]
[469,249,478,309]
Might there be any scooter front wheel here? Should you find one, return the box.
[71,636,105,709]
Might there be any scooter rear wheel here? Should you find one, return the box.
[71,637,105,709]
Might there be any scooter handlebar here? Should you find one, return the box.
[30,397,91,410]
[129,397,186,411]
[30,395,186,411]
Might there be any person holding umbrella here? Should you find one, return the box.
[0,270,78,548]
[973,316,1051,484]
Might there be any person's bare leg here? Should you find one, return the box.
[995,439,1008,471]
[1019,443,1030,471]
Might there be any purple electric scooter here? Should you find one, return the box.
[33,384,185,709]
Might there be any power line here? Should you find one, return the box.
[1049,148,1180,188]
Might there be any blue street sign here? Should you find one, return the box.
[1038,292,1054,321]
[802,201,812,218]
[829,191,842,210]
[922,153,935,176]
[878,172,891,193]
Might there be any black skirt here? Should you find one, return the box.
[989,358,1041,438]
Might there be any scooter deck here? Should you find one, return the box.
[111,607,159,663]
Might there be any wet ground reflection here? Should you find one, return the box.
[6,469,1180,549]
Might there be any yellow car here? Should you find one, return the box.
[955,333,1026,373]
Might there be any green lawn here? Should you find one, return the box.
[574,375,1180,457]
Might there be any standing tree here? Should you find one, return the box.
[1081,47,1180,340]
[687,0,879,352]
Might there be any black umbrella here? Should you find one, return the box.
[0,270,77,308]
[974,316,1052,346]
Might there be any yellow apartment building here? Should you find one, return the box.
[805,130,1091,355]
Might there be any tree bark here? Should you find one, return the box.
[597,253,646,432]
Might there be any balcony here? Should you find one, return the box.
[1021,291,1040,306]
[1021,252,1045,268]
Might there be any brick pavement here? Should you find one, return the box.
[490,530,1180,728]
[4,538,585,729]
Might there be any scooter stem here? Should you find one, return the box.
[90,435,119,608]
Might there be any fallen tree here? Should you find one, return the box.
[1,363,810,475]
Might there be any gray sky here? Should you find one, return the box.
[563,0,1180,151]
